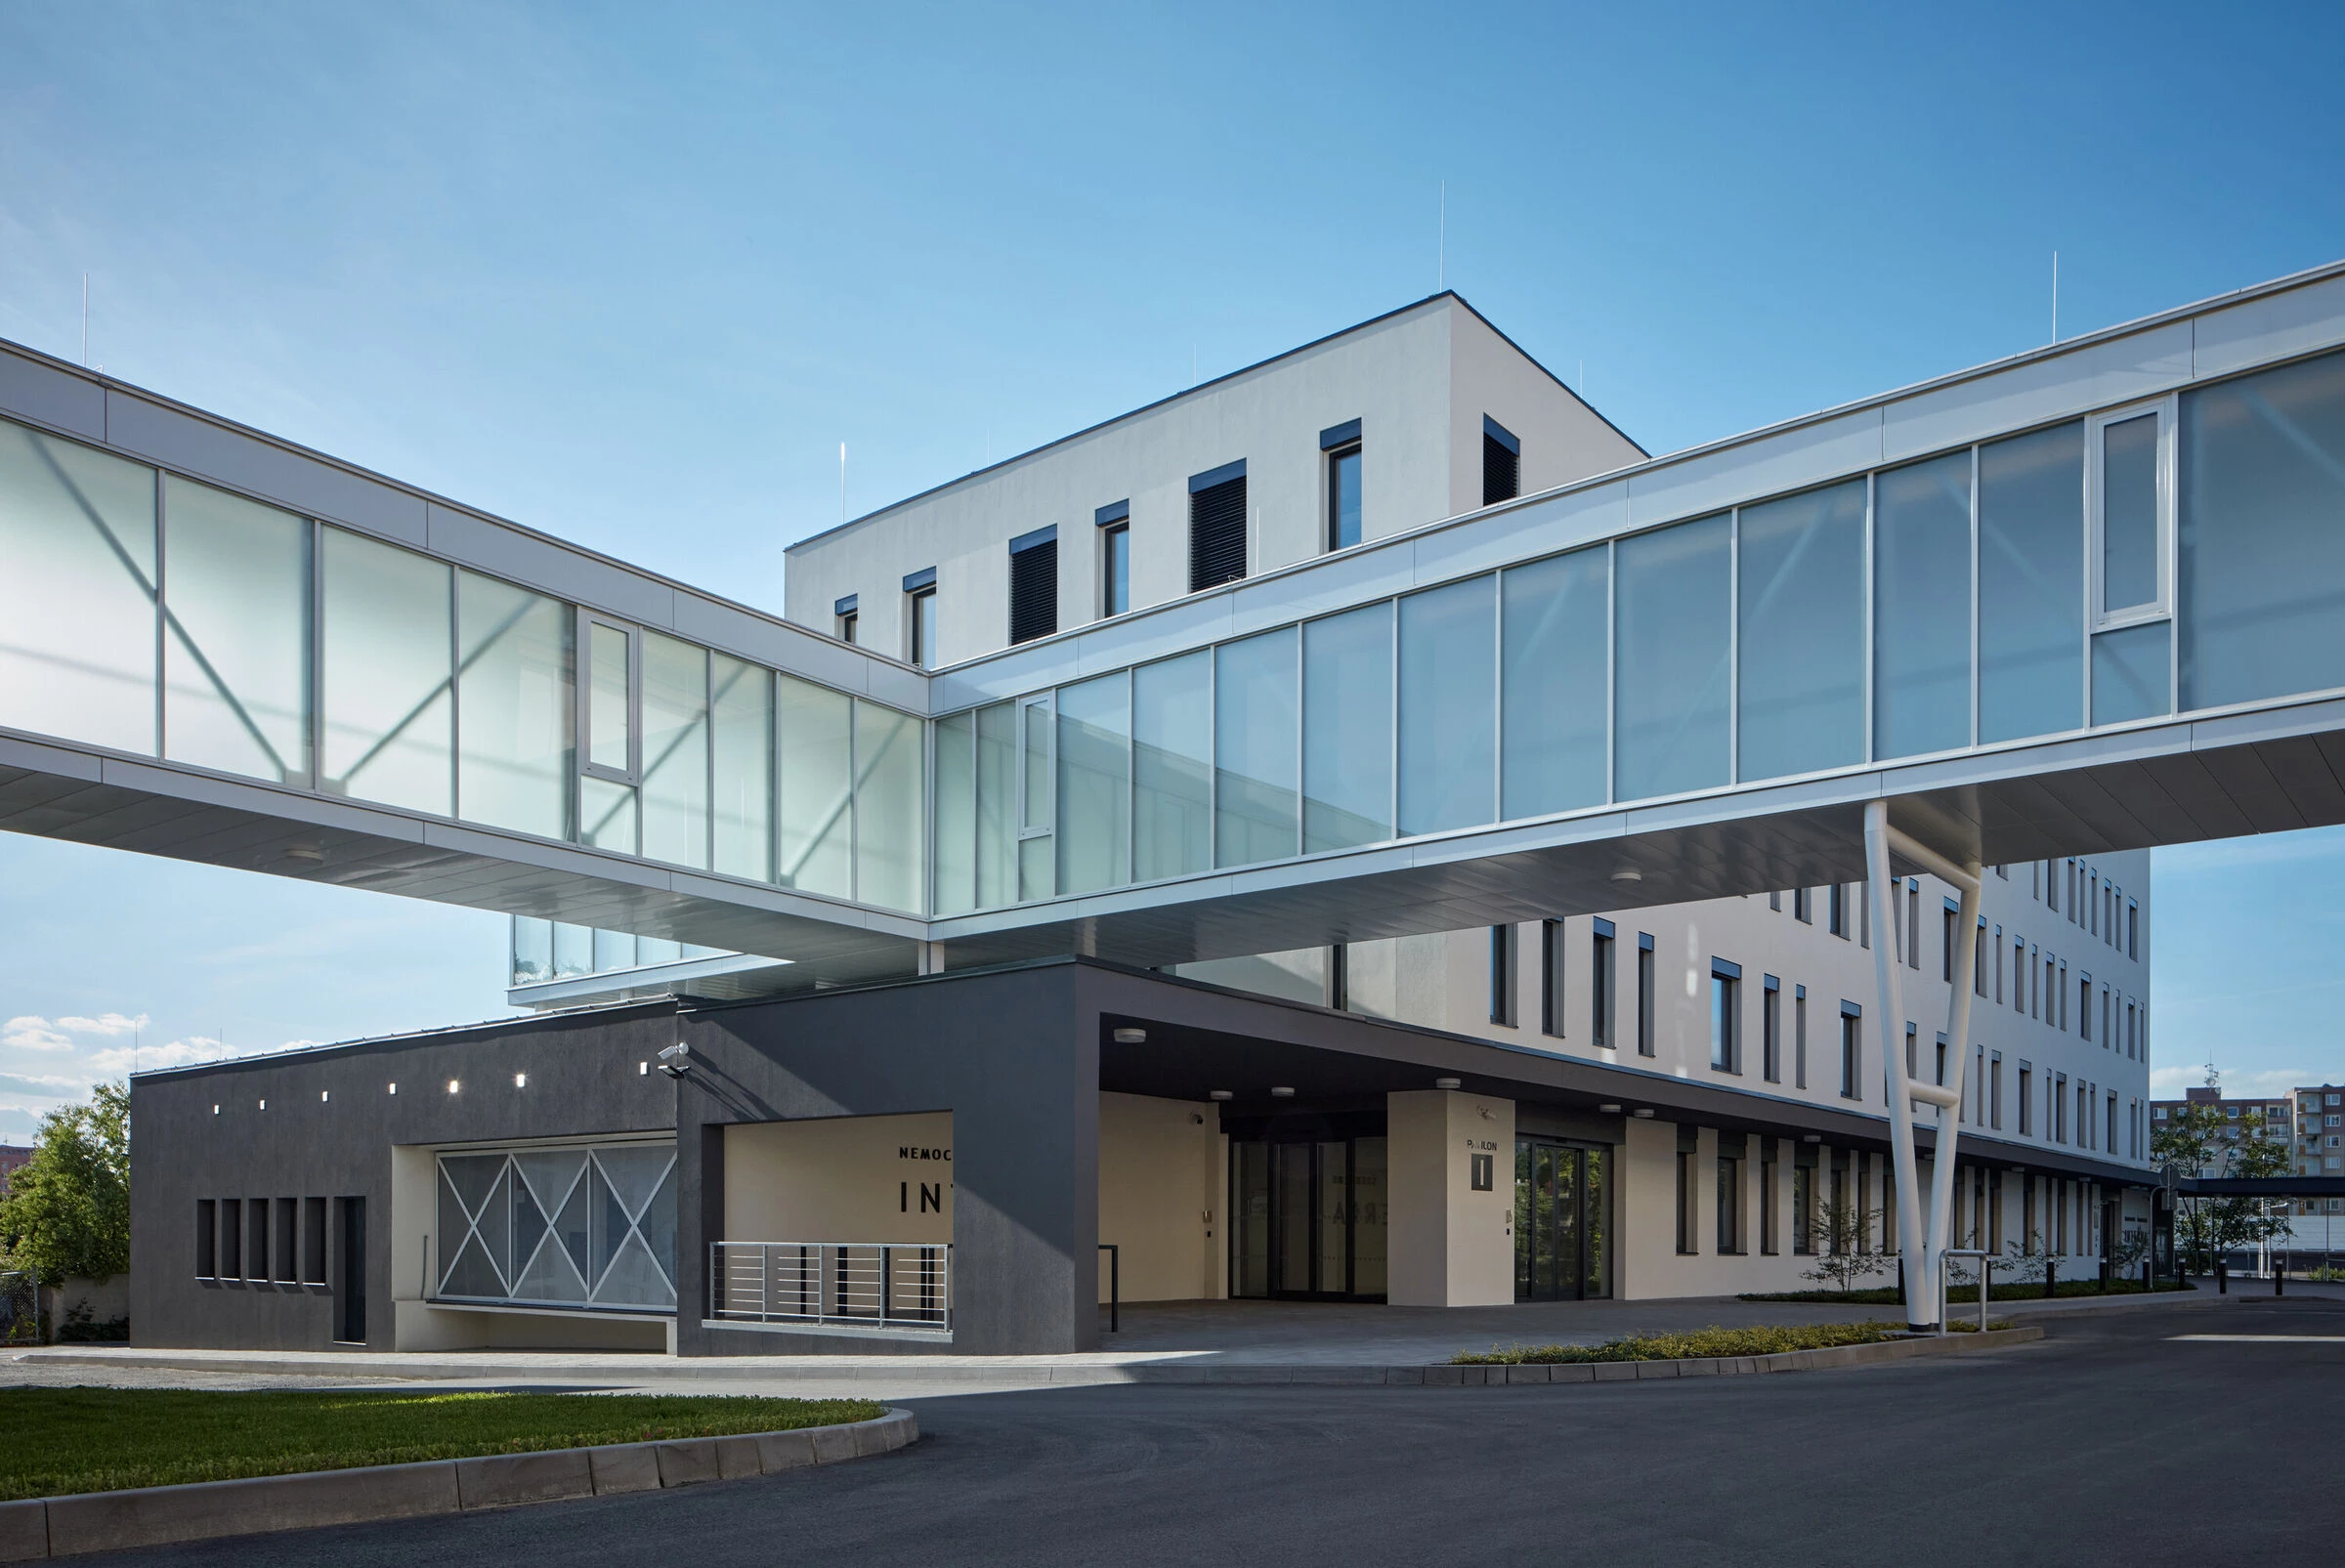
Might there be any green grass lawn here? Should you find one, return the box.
[1454,1321,1908,1365]
[1737,1277,2194,1305]
[0,1388,883,1501]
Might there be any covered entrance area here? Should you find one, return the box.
[1514,1138,1608,1301]
[1229,1120,1387,1301]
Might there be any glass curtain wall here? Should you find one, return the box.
[1500,547,1606,819]
[1736,481,1863,782]
[1874,454,1973,759]
[1215,629,1299,867]
[1134,653,1212,882]
[854,699,923,912]
[1301,604,1392,852]
[1056,672,1130,896]
[639,633,710,869]
[975,701,1018,907]
[1978,423,2084,742]
[1614,515,1730,800]
[0,422,155,754]
[455,572,572,839]
[709,655,771,881]
[776,674,853,900]
[1397,575,1495,835]
[933,710,977,914]
[321,528,452,815]
[162,477,311,784]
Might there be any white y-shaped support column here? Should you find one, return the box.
[1863,799,1983,1330]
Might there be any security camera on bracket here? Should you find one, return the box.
[657,1042,691,1080]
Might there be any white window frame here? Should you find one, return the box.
[577,614,641,786]
[907,586,937,669]
[1016,691,1054,841]
[2085,396,2176,632]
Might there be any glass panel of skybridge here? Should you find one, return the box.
[592,927,636,972]
[455,570,571,840]
[579,776,637,854]
[1057,672,1130,895]
[776,673,853,900]
[1614,514,1729,801]
[510,916,552,984]
[162,477,310,784]
[0,420,155,754]
[640,632,710,869]
[1215,628,1299,868]
[1979,422,2084,742]
[710,655,771,881]
[1398,574,1496,835]
[2092,622,2171,725]
[1501,546,1607,819]
[974,701,1017,908]
[2180,349,2345,711]
[1736,481,1864,783]
[934,709,976,914]
[1133,653,1211,881]
[552,921,593,978]
[854,699,924,912]
[1874,453,1973,760]
[321,527,452,814]
[1302,602,1392,852]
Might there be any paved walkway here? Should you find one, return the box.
[6,1287,2249,1399]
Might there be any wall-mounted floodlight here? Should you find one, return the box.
[1270,1086,1295,1098]
[1209,1089,1234,1101]
[1112,1027,1147,1044]
[1599,1103,1623,1113]
[1434,1077,1462,1090]
[1631,1108,1655,1119]
[658,1042,691,1080]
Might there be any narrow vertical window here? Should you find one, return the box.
[1591,921,1616,1048]
[1482,415,1520,505]
[1794,987,1808,1089]
[1840,1008,1861,1100]
[195,1200,216,1279]
[1716,1156,1741,1254]
[1907,883,1921,971]
[1793,1163,1814,1255]
[1187,461,1248,593]
[1760,1149,1779,1255]
[1008,527,1057,645]
[834,595,859,645]
[1095,500,1130,619]
[2019,1064,2032,1136]
[1637,934,1656,1057]
[1488,924,1517,1028]
[1322,421,1363,550]
[1794,887,1812,923]
[1991,1052,2004,1130]
[1828,883,1847,938]
[1762,976,1781,1082]
[1540,919,1565,1038]
[1710,960,1741,1072]
[904,569,938,668]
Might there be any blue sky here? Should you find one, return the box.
[1,1,2342,1132]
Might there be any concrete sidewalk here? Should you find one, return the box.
[1,1290,2194,1397]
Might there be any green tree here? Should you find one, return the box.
[0,1083,129,1286]
[2153,1096,2227,1272]
[1799,1198,1889,1295]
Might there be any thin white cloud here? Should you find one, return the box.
[54,1012,149,1037]
[0,1072,90,1098]
[87,1036,318,1075]
[1,1017,74,1053]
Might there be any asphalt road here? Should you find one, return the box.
[87,1296,2345,1567]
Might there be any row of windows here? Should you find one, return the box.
[2028,857,2139,960]
[194,1196,329,1287]
[845,416,1527,661]
[1673,1145,2116,1260]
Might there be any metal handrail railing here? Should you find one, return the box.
[708,1241,950,1332]
[1939,1248,1990,1336]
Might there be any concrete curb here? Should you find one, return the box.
[16,1331,2042,1389]
[0,1408,916,1560]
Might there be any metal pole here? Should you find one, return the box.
[1865,802,1928,1330]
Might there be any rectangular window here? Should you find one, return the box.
[304,1196,328,1285]
[908,585,937,667]
[1793,887,1812,923]
[1500,547,1608,820]
[1615,515,1730,800]
[1794,987,1808,1089]
[1828,883,1848,938]
[1875,452,1974,759]
[1991,1053,2004,1131]
[1943,907,1958,983]
[2056,1074,2068,1142]
[1760,1148,1779,1255]
[1095,500,1131,620]
[1302,604,1393,853]
[1710,960,1741,1073]
[2019,1065,2033,1136]
[1907,883,1921,971]
[1056,672,1130,897]
[1735,480,1864,783]
[1214,628,1299,868]
[1675,1148,1694,1254]
[1637,935,1656,1057]
[2128,899,2139,959]
[1762,977,1781,1083]
[1188,461,1248,593]
[2080,977,2093,1042]
[1591,922,1615,1047]
[195,1200,216,1279]
[1398,575,1496,835]
[1716,1156,1741,1254]
[1325,428,1363,551]
[1839,1007,1861,1100]
[1489,924,1517,1028]
[1540,919,1565,1038]
[1980,422,2085,742]
[219,1198,241,1281]
[1482,415,1520,505]
[834,596,858,644]
[1132,652,1211,883]
[2091,400,2173,628]
[247,1198,270,1283]
[276,1197,298,1282]
[1793,1163,1814,1255]
[1008,527,1057,645]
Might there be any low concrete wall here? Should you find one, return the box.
[0,1408,916,1560]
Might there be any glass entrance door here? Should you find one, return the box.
[1231,1136,1387,1300]
[1514,1138,1609,1300]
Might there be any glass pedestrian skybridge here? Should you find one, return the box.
[8,261,2345,987]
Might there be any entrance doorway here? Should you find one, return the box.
[1231,1136,1387,1300]
[1515,1138,1609,1300]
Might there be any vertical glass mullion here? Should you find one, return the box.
[1727,507,1740,783]
[309,518,324,794]
[448,557,463,819]
[1604,539,1616,804]
[1862,473,1876,763]
[152,469,167,758]
[1970,445,1982,747]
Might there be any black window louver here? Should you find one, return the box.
[1008,536,1057,645]
[1188,476,1247,593]
[1483,434,1520,506]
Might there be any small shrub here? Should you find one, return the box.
[1454,1321,1905,1365]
